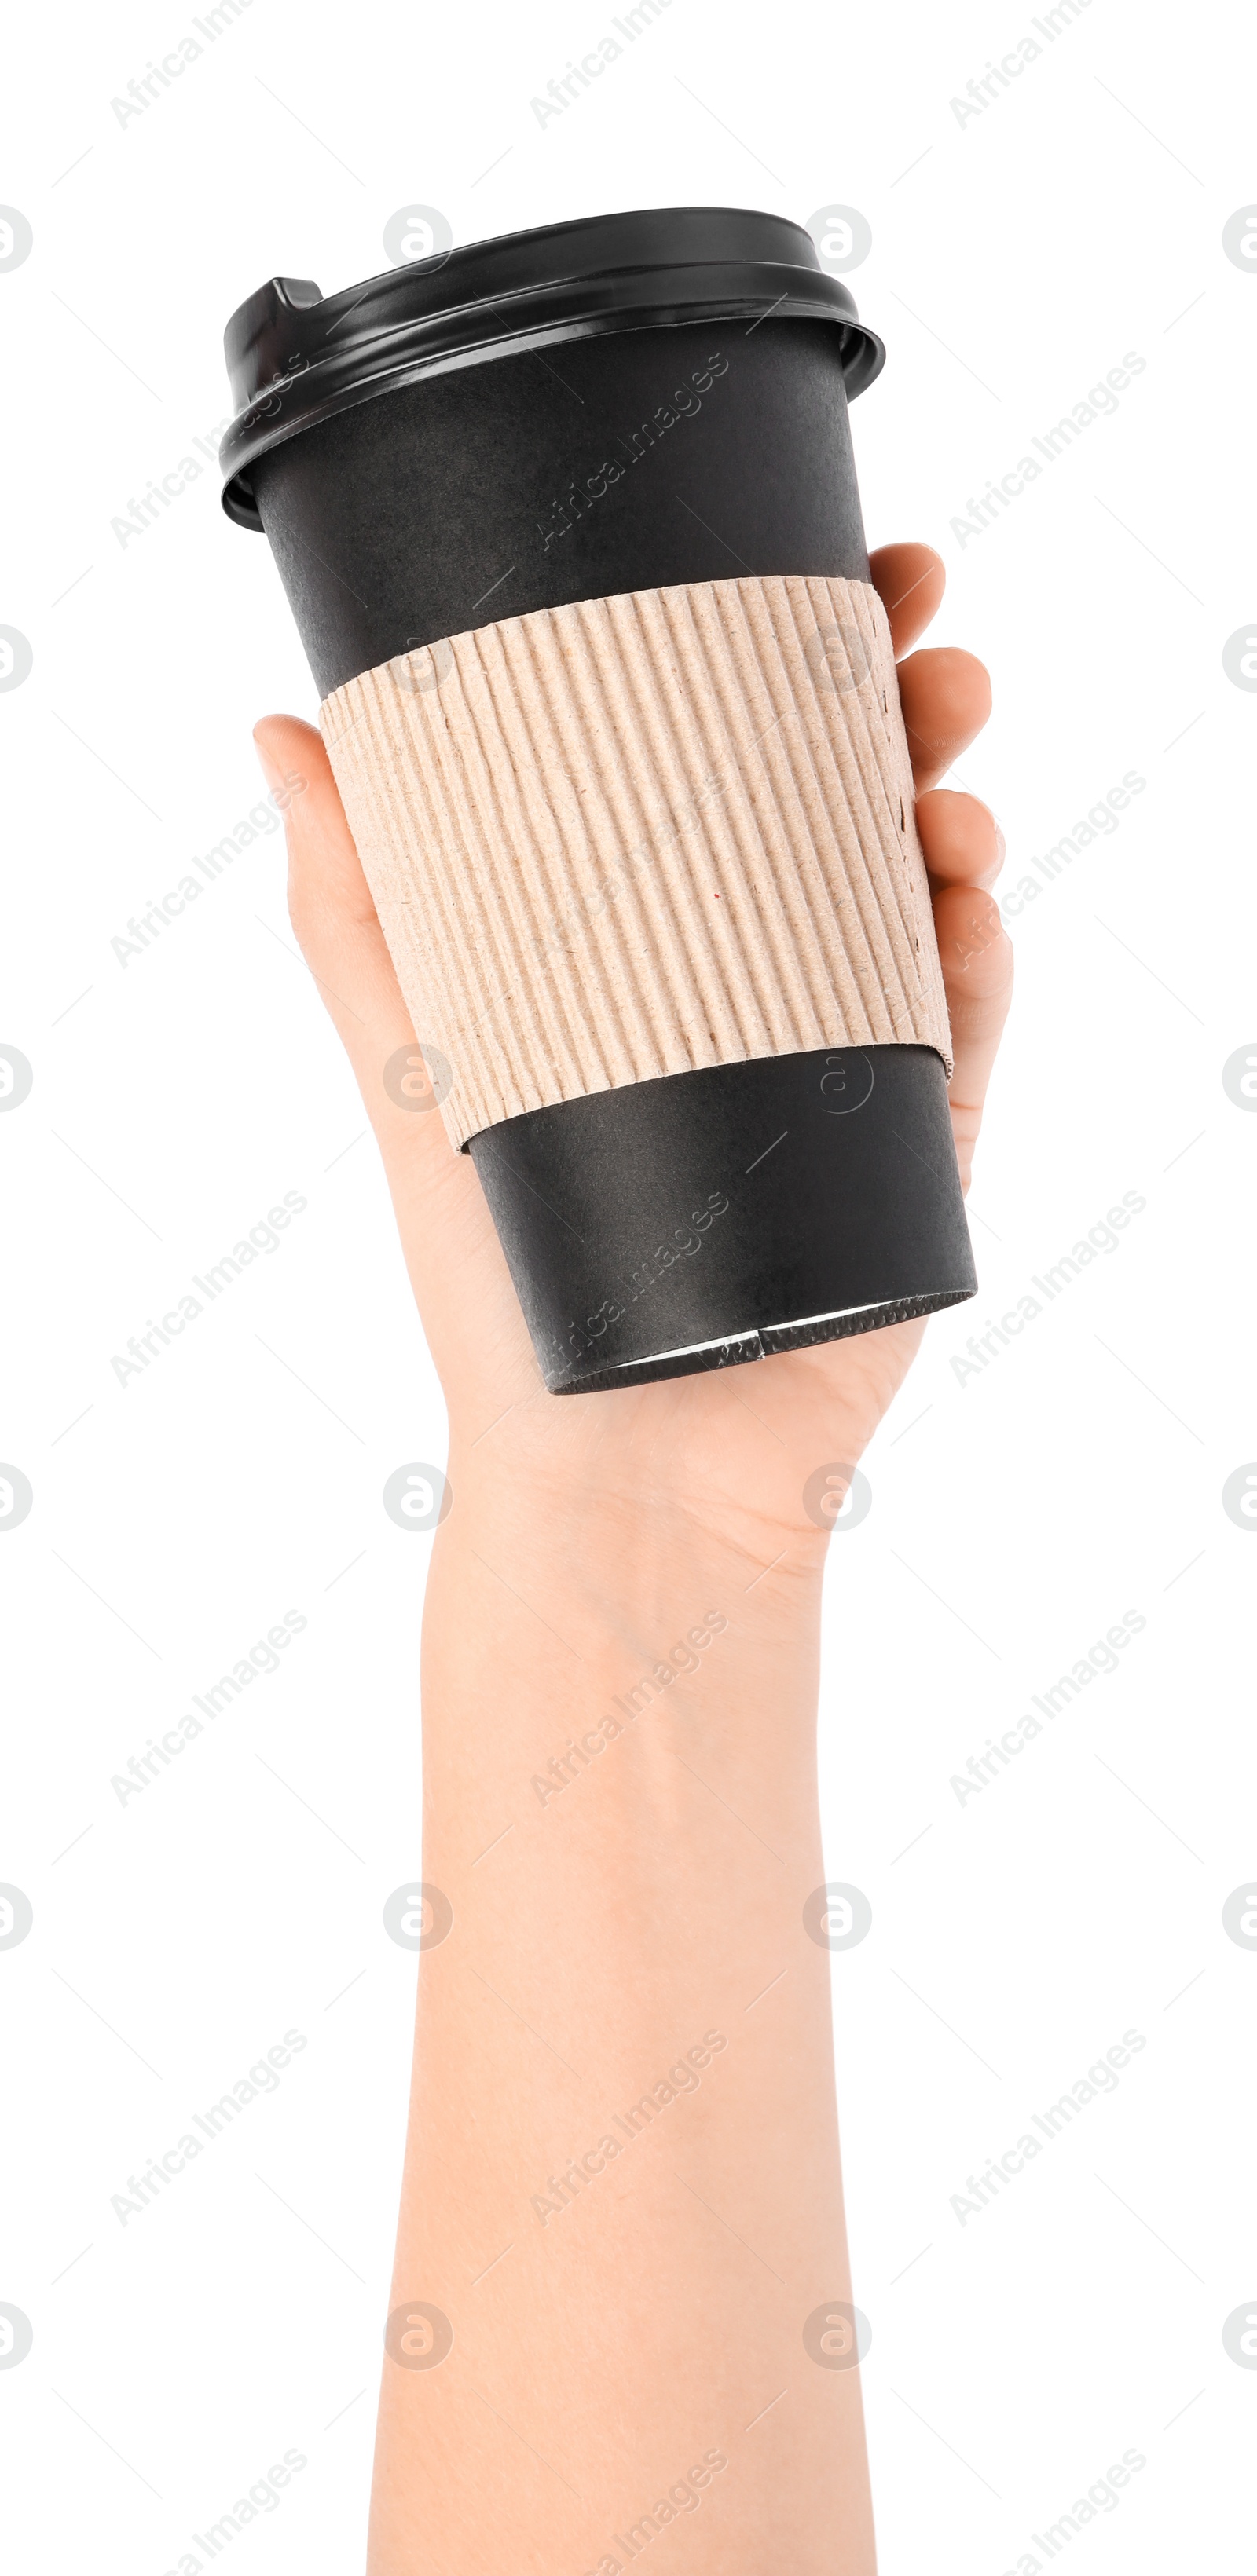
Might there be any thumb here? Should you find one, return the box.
[251,712,475,1242]
[253,714,403,1069]
[252,715,536,1406]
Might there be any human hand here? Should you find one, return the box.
[254,542,1011,1582]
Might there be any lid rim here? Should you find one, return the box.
[221,289,884,532]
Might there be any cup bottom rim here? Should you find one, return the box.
[544,1283,974,1395]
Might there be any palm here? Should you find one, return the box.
[412,1136,935,1572]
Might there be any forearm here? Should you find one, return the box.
[368,1477,875,2575]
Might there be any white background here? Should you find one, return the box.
[2,0,1255,2569]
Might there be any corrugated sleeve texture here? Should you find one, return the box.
[321,574,952,1148]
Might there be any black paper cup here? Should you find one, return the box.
[221,207,977,1392]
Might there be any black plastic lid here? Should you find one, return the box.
[219,205,885,531]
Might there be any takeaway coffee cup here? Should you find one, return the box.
[220,206,976,1392]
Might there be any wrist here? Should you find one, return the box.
[418,1504,825,1912]
[442,1438,826,1648]
[420,1455,825,1795]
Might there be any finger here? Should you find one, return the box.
[932,882,1014,1192]
[868,542,944,657]
[253,714,464,1205]
[916,789,1004,890]
[896,647,991,791]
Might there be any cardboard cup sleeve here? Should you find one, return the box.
[321,572,952,1151]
